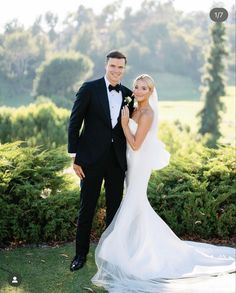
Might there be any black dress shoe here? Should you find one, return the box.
[70,255,87,271]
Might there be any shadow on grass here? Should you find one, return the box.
[0,242,106,293]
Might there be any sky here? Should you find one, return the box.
[0,0,234,30]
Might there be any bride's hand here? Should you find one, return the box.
[121,106,129,128]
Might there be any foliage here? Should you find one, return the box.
[0,1,235,106]
[148,145,236,239]
[0,101,69,148]
[0,31,40,79]
[198,23,228,147]
[0,124,235,245]
[0,142,77,245]
[33,51,94,107]
[0,30,47,100]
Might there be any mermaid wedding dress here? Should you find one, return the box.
[91,90,235,293]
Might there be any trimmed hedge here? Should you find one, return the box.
[0,101,69,148]
[148,145,236,238]
[0,138,235,246]
[0,142,78,245]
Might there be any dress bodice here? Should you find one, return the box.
[127,118,170,171]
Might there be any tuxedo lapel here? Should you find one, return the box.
[96,78,112,127]
[117,85,128,122]
[120,86,126,108]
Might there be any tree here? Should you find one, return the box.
[31,16,43,36]
[0,31,40,79]
[198,22,228,147]
[33,51,94,107]
[45,11,58,42]
[0,31,42,97]
[4,19,24,34]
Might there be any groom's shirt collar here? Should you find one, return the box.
[104,75,121,90]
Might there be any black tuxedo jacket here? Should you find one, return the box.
[68,77,134,171]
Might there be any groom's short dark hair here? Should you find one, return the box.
[106,50,127,65]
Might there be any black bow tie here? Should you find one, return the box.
[108,84,121,93]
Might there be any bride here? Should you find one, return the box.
[91,74,235,293]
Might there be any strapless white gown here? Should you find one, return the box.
[92,119,235,293]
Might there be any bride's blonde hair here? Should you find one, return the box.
[133,74,155,92]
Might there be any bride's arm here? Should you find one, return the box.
[121,106,153,151]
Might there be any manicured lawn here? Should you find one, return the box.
[0,243,106,293]
[159,86,235,145]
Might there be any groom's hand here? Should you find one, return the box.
[73,163,85,179]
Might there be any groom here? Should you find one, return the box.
[68,50,134,271]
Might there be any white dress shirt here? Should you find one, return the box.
[104,75,122,128]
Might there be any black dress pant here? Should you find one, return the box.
[75,143,125,256]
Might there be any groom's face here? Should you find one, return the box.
[105,58,126,86]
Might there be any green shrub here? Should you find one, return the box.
[0,142,79,245]
[0,124,235,245]
[32,51,93,107]
[0,101,69,148]
[148,145,236,239]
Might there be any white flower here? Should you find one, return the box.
[124,96,132,105]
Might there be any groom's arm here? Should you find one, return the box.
[68,82,90,153]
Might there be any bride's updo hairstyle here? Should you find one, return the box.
[133,74,155,93]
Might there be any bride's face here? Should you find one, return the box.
[133,79,151,102]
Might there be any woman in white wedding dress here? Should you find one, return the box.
[91,74,235,293]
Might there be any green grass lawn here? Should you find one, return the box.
[159,86,235,145]
[0,243,106,293]
[153,72,200,101]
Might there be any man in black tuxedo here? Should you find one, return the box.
[68,50,134,271]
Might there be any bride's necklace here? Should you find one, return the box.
[134,106,149,113]
[132,107,149,122]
